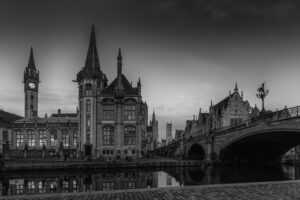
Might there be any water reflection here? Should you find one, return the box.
[1,165,300,196]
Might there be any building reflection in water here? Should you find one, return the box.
[1,165,300,196]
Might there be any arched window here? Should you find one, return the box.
[27,129,35,147]
[124,126,136,145]
[103,126,114,145]
[38,129,46,147]
[16,130,24,147]
[50,129,58,148]
[85,83,92,96]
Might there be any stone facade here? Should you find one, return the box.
[3,25,149,160]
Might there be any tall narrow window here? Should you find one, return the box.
[79,85,83,98]
[103,105,115,120]
[62,129,69,147]
[86,129,90,143]
[38,130,46,147]
[38,181,45,194]
[124,126,136,145]
[27,181,35,194]
[103,126,114,145]
[28,130,35,147]
[85,83,92,96]
[2,130,8,143]
[50,130,58,148]
[86,99,91,114]
[124,105,136,121]
[16,131,24,147]
[73,130,78,147]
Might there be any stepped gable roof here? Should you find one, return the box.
[102,74,137,95]
[212,94,233,115]
[0,110,22,124]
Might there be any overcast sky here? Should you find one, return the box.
[1,0,300,139]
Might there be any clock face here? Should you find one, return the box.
[29,82,36,89]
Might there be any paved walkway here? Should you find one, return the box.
[2,180,300,200]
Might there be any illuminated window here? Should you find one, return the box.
[72,180,78,192]
[27,181,35,194]
[28,130,35,147]
[102,182,114,190]
[124,105,136,121]
[62,181,69,193]
[62,130,69,147]
[38,181,45,194]
[50,130,58,148]
[102,105,114,120]
[73,130,78,147]
[103,126,114,145]
[38,130,46,147]
[50,181,58,193]
[16,183,24,195]
[16,131,24,147]
[124,126,136,145]
[124,181,136,189]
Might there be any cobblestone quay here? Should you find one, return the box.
[2,180,300,200]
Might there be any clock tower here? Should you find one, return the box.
[24,47,39,118]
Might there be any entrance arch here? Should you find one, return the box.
[187,143,205,160]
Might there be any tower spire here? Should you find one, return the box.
[117,48,122,77]
[84,25,100,70]
[28,47,36,69]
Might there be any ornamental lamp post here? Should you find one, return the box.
[256,82,269,113]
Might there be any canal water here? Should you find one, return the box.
[0,165,299,196]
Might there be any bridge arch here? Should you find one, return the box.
[187,143,205,160]
[218,129,300,164]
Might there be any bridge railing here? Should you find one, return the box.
[215,105,300,134]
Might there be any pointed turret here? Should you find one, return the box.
[234,82,238,93]
[137,77,141,96]
[84,25,100,71]
[28,47,36,69]
[117,48,122,77]
[152,109,156,121]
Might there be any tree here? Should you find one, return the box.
[256,82,269,113]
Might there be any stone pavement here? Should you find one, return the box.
[2,180,300,200]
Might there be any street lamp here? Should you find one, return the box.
[256,82,269,113]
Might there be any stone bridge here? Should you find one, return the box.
[152,106,300,164]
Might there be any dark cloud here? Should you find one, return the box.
[152,0,299,24]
